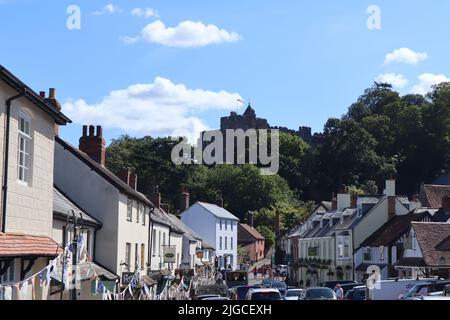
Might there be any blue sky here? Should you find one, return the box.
[0,0,449,146]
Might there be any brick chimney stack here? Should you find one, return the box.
[43,88,62,136]
[178,188,190,212]
[248,211,254,228]
[150,186,161,209]
[216,195,224,208]
[117,168,138,190]
[79,125,106,166]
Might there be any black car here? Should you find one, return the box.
[340,283,365,294]
[344,287,366,300]
[229,285,262,300]
[321,280,358,289]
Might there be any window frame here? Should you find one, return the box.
[125,243,131,272]
[17,111,32,185]
[126,198,133,222]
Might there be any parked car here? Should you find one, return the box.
[197,294,222,300]
[196,284,229,300]
[202,297,231,301]
[261,277,277,287]
[268,281,288,297]
[321,280,358,289]
[229,285,262,301]
[400,280,450,300]
[284,288,304,300]
[340,283,365,294]
[302,287,337,300]
[245,288,283,300]
[344,286,366,300]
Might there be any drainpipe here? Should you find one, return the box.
[2,91,26,233]
[148,208,155,275]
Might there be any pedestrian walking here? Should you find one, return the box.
[334,284,344,300]
[253,266,258,279]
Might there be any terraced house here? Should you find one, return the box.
[0,66,70,291]
[296,180,412,286]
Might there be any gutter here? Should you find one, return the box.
[1,91,26,233]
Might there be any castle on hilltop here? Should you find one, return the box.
[219,104,324,146]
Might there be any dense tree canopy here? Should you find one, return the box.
[105,81,450,235]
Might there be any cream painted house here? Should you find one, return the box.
[0,65,70,292]
[54,128,152,281]
[296,181,411,287]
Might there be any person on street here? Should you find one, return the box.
[253,266,258,279]
[215,272,224,285]
[334,284,344,300]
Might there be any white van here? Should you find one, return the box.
[368,278,439,300]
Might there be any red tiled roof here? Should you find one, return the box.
[419,184,450,209]
[239,224,265,240]
[0,233,62,257]
[412,222,450,267]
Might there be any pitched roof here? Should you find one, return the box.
[360,211,430,247]
[412,222,450,267]
[196,202,240,221]
[0,65,71,125]
[0,233,62,257]
[53,186,102,227]
[166,214,203,242]
[419,184,450,208]
[239,223,265,240]
[436,236,450,251]
[55,136,153,207]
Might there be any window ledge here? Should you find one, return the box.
[16,180,29,187]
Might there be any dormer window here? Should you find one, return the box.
[17,112,32,185]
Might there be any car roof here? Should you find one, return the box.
[250,288,280,293]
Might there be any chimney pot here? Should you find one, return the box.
[96,126,103,137]
[248,211,254,228]
[49,88,56,99]
[39,91,46,98]
[82,125,88,137]
[89,125,95,136]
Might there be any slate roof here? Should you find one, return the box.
[419,184,450,208]
[166,214,203,242]
[53,186,102,227]
[435,236,450,251]
[412,222,450,267]
[360,211,430,247]
[395,257,426,267]
[0,233,62,257]
[239,223,265,240]
[196,202,240,221]
[0,65,71,125]
[55,136,153,207]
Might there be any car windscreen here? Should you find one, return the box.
[251,292,282,300]
[305,289,335,299]
[286,290,302,297]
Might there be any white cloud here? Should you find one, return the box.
[375,73,409,88]
[121,20,242,47]
[93,4,121,15]
[131,8,159,18]
[410,73,450,95]
[384,48,428,65]
[62,77,242,143]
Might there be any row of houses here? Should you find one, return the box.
[278,180,450,287]
[0,65,246,299]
